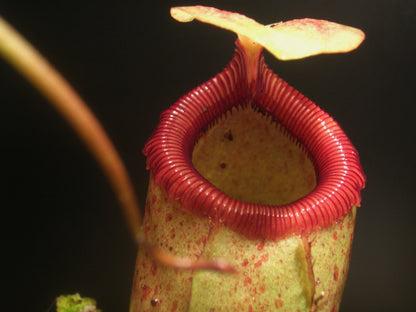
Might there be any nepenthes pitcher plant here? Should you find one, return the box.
[0,5,365,312]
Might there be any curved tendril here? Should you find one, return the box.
[0,16,142,241]
[137,234,236,273]
[0,16,234,273]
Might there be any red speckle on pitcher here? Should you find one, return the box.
[151,261,157,276]
[170,300,178,312]
[257,240,265,251]
[275,299,284,308]
[254,253,269,268]
[141,285,152,300]
[334,265,339,281]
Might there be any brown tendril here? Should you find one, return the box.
[0,16,234,274]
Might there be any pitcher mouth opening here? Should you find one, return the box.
[144,40,365,239]
[192,104,317,207]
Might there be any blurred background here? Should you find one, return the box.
[1,0,414,311]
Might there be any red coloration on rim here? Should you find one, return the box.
[144,40,365,239]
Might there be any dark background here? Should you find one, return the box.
[1,0,415,311]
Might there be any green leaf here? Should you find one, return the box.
[56,293,101,312]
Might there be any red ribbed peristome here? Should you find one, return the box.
[144,40,365,239]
